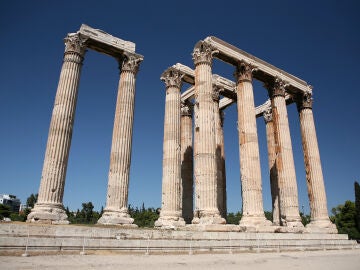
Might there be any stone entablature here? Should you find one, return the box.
[78,24,137,56]
[175,63,235,100]
[204,36,309,94]
[176,62,294,117]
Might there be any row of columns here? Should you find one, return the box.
[29,30,335,232]
[157,41,336,232]
[27,33,143,225]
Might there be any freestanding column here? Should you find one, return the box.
[155,69,185,228]
[192,41,225,225]
[98,53,142,225]
[213,88,227,219]
[192,99,200,223]
[267,78,303,228]
[27,33,86,224]
[264,109,280,225]
[180,102,194,224]
[296,92,337,233]
[235,61,271,228]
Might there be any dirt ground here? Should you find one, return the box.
[1,249,359,270]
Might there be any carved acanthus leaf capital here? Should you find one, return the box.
[265,77,288,98]
[235,60,257,83]
[192,41,217,66]
[263,108,273,123]
[212,85,222,102]
[181,102,193,116]
[160,68,184,89]
[64,33,87,56]
[119,53,143,74]
[296,91,313,111]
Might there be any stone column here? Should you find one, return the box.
[264,109,280,225]
[213,88,227,219]
[296,92,337,233]
[98,53,143,226]
[235,61,271,228]
[267,78,303,228]
[180,102,194,224]
[27,33,86,224]
[192,99,200,222]
[155,69,185,228]
[191,41,225,225]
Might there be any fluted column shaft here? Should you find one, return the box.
[264,109,280,225]
[27,33,86,224]
[98,53,142,225]
[214,91,227,219]
[181,103,194,224]
[192,42,225,224]
[267,79,302,227]
[297,93,337,232]
[193,101,200,221]
[155,69,185,227]
[235,61,270,227]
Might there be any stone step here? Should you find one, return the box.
[0,223,357,254]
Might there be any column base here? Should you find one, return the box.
[271,215,305,232]
[154,216,186,229]
[26,203,69,224]
[239,215,274,232]
[281,215,304,228]
[192,210,226,225]
[305,219,338,234]
[240,215,273,226]
[97,209,136,226]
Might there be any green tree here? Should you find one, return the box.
[10,212,27,222]
[300,212,311,226]
[226,211,242,224]
[0,204,11,220]
[26,193,38,208]
[77,202,96,224]
[331,200,360,239]
[129,204,159,227]
[264,211,273,222]
[355,181,360,231]
[66,202,101,224]
[65,206,76,224]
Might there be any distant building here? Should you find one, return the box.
[0,194,21,212]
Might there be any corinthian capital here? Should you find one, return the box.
[181,102,193,116]
[296,91,313,111]
[64,33,87,55]
[160,68,184,89]
[235,60,257,83]
[263,108,273,123]
[265,77,288,98]
[212,85,222,102]
[119,53,143,74]
[192,41,217,66]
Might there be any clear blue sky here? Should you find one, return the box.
[0,0,359,215]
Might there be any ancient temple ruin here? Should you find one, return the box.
[156,37,337,233]
[27,25,143,225]
[28,25,336,234]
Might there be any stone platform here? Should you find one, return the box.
[0,223,357,255]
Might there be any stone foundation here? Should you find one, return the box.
[0,223,355,254]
